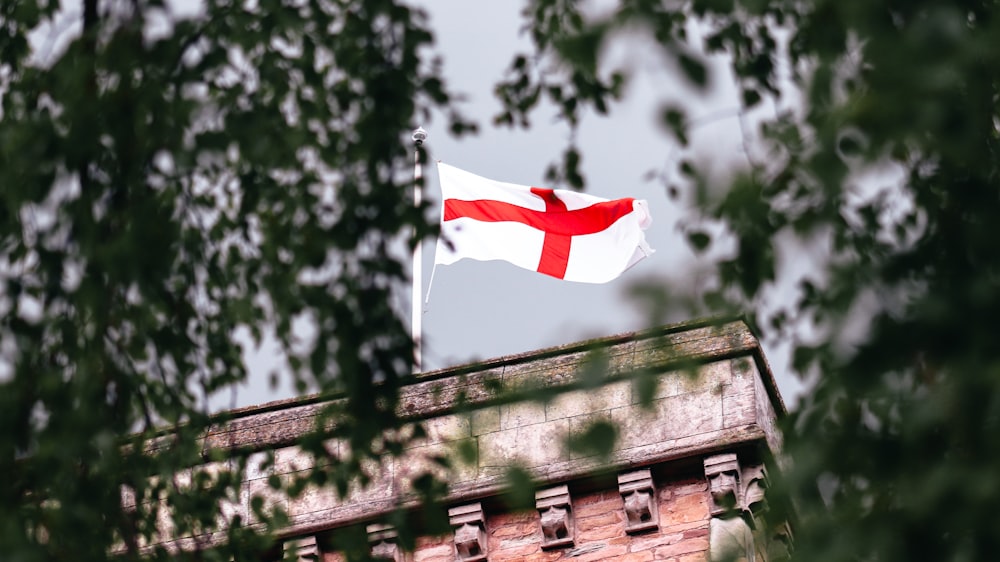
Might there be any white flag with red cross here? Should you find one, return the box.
[434,162,654,284]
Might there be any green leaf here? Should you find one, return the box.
[566,419,618,459]
[677,52,708,87]
[662,106,689,146]
[687,230,712,253]
[502,465,536,511]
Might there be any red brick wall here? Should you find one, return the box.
[319,474,710,562]
[480,476,709,562]
[411,534,455,562]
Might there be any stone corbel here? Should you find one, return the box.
[536,485,574,549]
[449,502,487,562]
[743,464,768,517]
[704,453,742,517]
[704,454,770,518]
[283,535,319,562]
[704,454,781,562]
[618,469,659,534]
[368,523,402,562]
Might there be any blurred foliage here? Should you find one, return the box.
[0,0,472,560]
[507,0,1000,560]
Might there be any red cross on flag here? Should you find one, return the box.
[434,162,654,283]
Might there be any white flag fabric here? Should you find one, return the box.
[434,162,654,284]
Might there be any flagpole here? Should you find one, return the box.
[411,127,427,373]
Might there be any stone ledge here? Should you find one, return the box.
[141,318,785,552]
[199,319,778,454]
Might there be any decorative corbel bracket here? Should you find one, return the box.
[618,469,659,534]
[367,523,402,562]
[283,535,319,562]
[703,454,770,519]
[743,464,769,518]
[536,485,574,549]
[449,502,487,562]
[704,453,742,517]
[704,453,782,562]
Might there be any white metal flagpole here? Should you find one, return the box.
[411,127,427,373]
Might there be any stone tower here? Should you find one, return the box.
[149,318,789,561]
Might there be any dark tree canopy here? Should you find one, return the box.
[507,1,1000,560]
[3,0,1000,560]
[1,0,471,559]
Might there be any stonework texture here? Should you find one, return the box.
[143,319,787,560]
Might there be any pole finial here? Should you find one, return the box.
[412,127,427,146]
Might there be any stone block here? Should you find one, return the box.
[546,380,631,421]
[574,507,624,534]
[566,542,628,562]
[722,382,756,429]
[245,476,289,524]
[345,458,395,505]
[393,441,478,494]
[639,361,732,403]
[751,362,783,454]
[398,370,503,418]
[274,445,317,475]
[413,537,453,562]
[500,399,547,430]
[285,476,341,519]
[245,450,272,480]
[503,351,589,385]
[478,419,569,469]
[468,406,500,436]
[614,391,724,452]
[633,323,755,367]
[409,414,471,448]
[120,484,136,509]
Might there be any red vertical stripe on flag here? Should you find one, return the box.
[530,187,571,279]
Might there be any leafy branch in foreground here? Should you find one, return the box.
[1,0,472,559]
[505,0,1000,560]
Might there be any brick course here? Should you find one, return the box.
[374,476,712,562]
[145,320,785,560]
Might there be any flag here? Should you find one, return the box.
[434,162,654,284]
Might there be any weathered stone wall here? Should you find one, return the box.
[229,363,775,542]
[144,319,786,557]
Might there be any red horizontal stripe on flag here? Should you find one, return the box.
[532,188,571,279]
[442,195,636,236]
[443,189,636,280]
